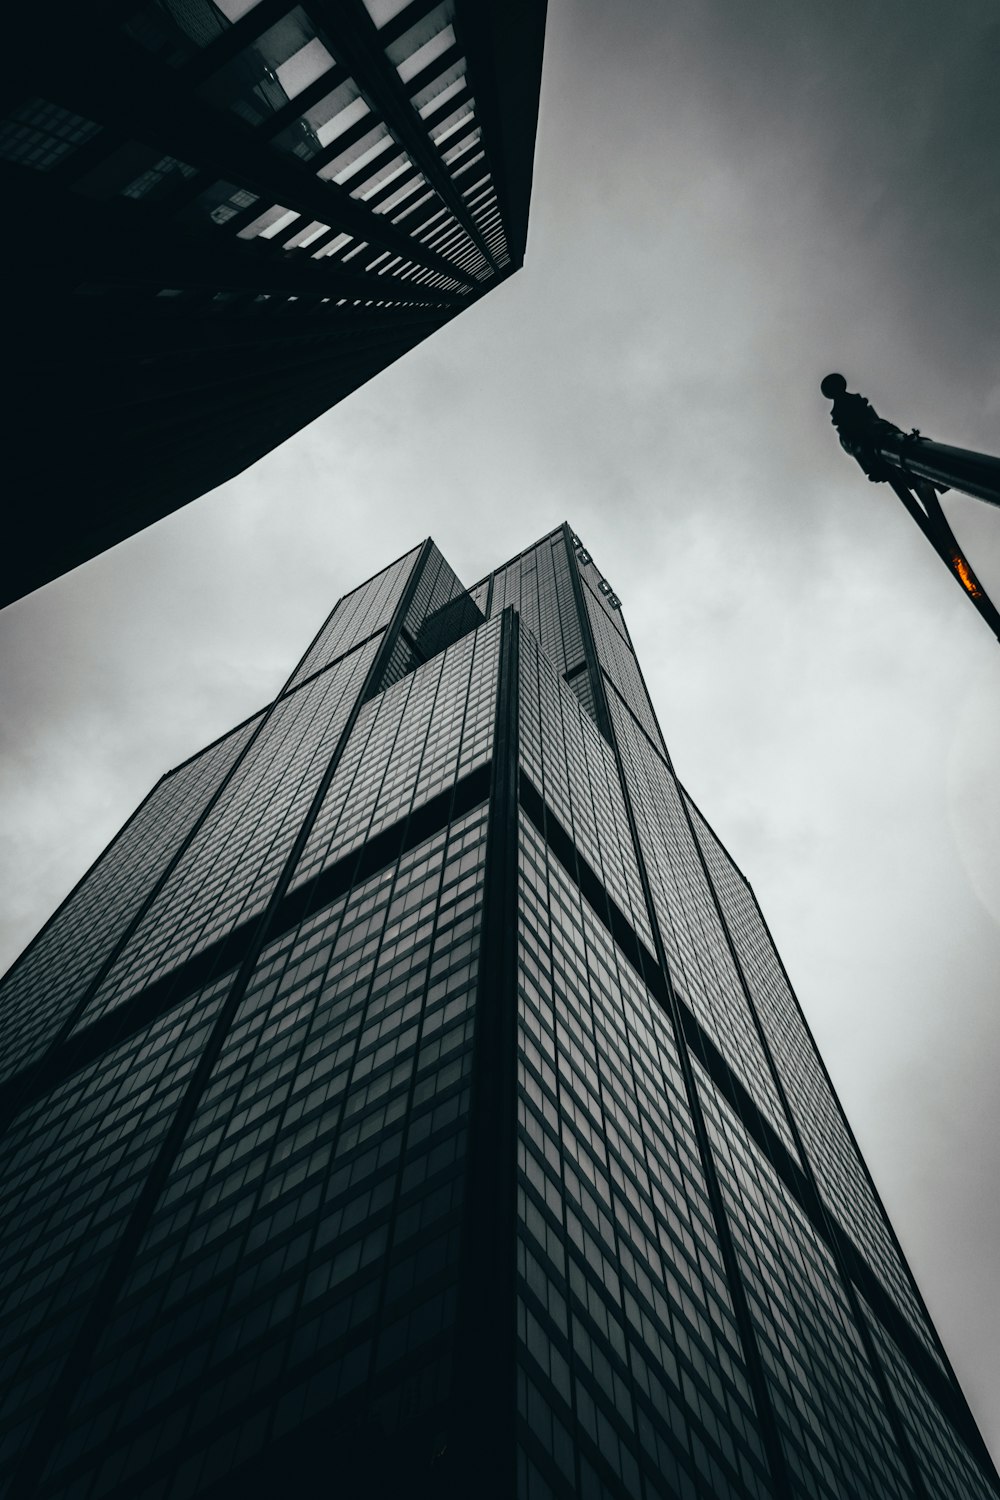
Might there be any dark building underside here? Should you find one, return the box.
[2,0,546,606]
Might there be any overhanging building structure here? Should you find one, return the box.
[0,526,997,1499]
[0,0,545,607]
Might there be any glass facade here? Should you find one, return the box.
[285,544,422,691]
[38,807,488,1497]
[516,816,774,1500]
[78,638,382,1027]
[685,794,945,1369]
[696,1069,917,1500]
[0,528,996,1498]
[0,713,263,1086]
[0,972,238,1481]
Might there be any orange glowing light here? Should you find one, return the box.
[952,555,982,598]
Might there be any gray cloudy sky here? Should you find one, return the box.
[3,0,1000,1464]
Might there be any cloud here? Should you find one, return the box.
[2,0,999,1462]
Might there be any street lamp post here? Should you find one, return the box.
[821,373,1000,642]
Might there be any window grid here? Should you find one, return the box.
[487,535,588,691]
[0,714,261,1084]
[0,972,234,1478]
[292,616,501,890]
[573,542,630,643]
[286,544,420,689]
[861,1297,997,1500]
[518,629,652,948]
[113,0,500,299]
[39,806,490,1497]
[608,696,800,1161]
[0,97,102,172]
[698,1067,919,1500]
[688,795,944,1371]
[585,586,666,754]
[515,815,775,1500]
[79,638,380,1024]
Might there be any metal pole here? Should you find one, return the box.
[877,434,1000,510]
[820,373,1000,507]
[821,374,1000,641]
[886,476,1000,643]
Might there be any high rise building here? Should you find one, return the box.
[0,0,545,607]
[0,526,996,1500]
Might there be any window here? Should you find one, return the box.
[73,143,197,202]
[201,8,337,127]
[176,180,259,228]
[386,3,456,86]
[272,85,368,163]
[237,204,297,240]
[0,99,101,172]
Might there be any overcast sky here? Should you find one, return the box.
[3,0,999,1465]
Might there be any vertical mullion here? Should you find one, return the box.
[449,606,519,1497]
[681,801,935,1499]
[7,541,438,1498]
[568,544,795,1496]
[310,0,498,276]
[559,522,613,743]
[0,704,273,1134]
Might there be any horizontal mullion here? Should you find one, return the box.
[392,191,447,235]
[421,82,474,138]
[355,161,425,215]
[375,0,444,51]
[398,39,463,109]
[32,43,478,290]
[309,109,385,175]
[173,0,297,86]
[452,152,490,195]
[515,770,991,1468]
[0,765,492,1117]
[307,1,498,274]
[256,63,351,142]
[11,193,470,304]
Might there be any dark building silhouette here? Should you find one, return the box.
[0,0,546,607]
[1,527,997,1499]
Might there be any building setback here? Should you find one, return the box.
[0,0,545,607]
[0,526,997,1499]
